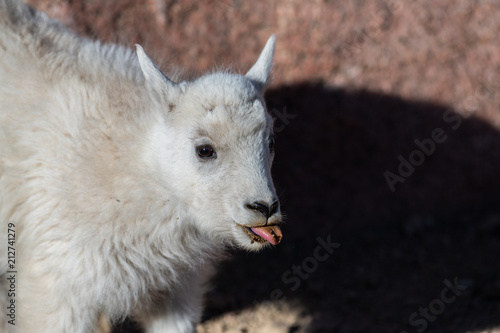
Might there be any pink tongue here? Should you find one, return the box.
[250,225,283,245]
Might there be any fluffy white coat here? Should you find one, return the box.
[0,1,282,332]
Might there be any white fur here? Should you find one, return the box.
[0,1,280,332]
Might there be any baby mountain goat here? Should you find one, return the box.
[0,1,283,332]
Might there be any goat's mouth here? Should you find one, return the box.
[241,224,283,245]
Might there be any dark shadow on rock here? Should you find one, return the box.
[204,83,500,333]
[114,82,500,332]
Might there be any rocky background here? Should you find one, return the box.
[27,1,500,332]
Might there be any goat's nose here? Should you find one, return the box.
[246,200,280,218]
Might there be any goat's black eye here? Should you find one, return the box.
[268,135,275,153]
[196,145,216,159]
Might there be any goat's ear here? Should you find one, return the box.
[136,44,179,102]
[245,35,275,93]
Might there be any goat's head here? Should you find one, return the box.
[138,36,283,251]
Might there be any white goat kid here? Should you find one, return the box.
[0,0,283,332]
